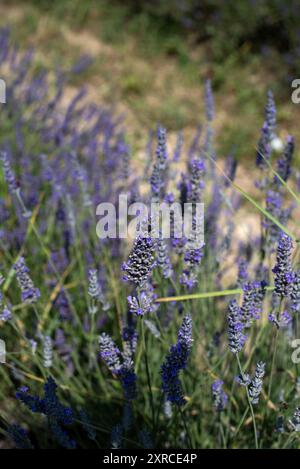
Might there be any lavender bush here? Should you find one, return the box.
[0,28,300,449]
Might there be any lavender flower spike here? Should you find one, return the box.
[212,380,228,412]
[248,361,265,405]
[13,256,40,304]
[99,333,122,374]
[272,233,295,298]
[227,299,246,353]
[0,151,18,193]
[161,314,193,406]
[122,235,156,288]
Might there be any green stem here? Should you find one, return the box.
[236,354,258,449]
[140,312,155,430]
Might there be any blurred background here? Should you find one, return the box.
[1,0,300,162]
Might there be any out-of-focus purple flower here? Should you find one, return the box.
[265,89,276,141]
[235,373,251,387]
[268,310,292,329]
[212,380,228,411]
[291,270,300,312]
[0,151,18,193]
[150,126,168,200]
[7,424,33,449]
[275,136,294,184]
[173,131,183,162]
[237,258,249,287]
[0,306,12,321]
[256,122,271,168]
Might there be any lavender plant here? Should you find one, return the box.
[0,28,300,450]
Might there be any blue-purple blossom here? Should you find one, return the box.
[291,270,300,312]
[99,333,122,374]
[7,424,33,449]
[0,151,18,193]
[13,257,40,304]
[150,126,168,200]
[248,361,265,405]
[227,299,247,354]
[16,377,75,449]
[256,122,270,168]
[161,314,193,406]
[275,136,294,184]
[0,306,12,321]
[265,89,276,141]
[127,292,152,317]
[212,380,228,411]
[237,257,248,287]
[240,281,266,327]
[122,235,156,288]
[272,233,295,297]
[268,310,292,329]
[99,332,137,401]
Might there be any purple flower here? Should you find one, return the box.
[265,89,276,141]
[13,257,40,304]
[275,136,294,184]
[268,310,292,329]
[122,235,156,288]
[99,332,137,401]
[237,258,248,287]
[291,270,300,312]
[7,424,33,449]
[248,361,265,405]
[272,233,295,297]
[127,292,152,317]
[161,315,193,406]
[212,380,228,411]
[16,377,75,449]
[99,333,122,374]
[227,299,247,353]
[0,151,18,193]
